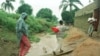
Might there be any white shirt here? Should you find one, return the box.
[56,24,68,38]
[88,17,96,22]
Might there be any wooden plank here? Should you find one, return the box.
[56,50,73,56]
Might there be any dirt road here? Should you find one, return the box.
[26,27,100,56]
[26,34,59,56]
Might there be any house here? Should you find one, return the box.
[74,2,100,34]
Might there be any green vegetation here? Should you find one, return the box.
[0,10,56,42]
[59,0,83,12]
[36,8,52,19]
[61,11,74,25]
[17,4,33,15]
[1,0,15,13]
[0,10,17,32]
[36,8,58,22]
[0,9,55,55]
[0,25,18,56]
[60,0,83,25]
[0,0,86,56]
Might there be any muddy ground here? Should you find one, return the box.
[0,27,100,56]
[0,39,18,56]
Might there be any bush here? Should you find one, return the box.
[7,13,20,20]
[16,4,33,15]
[5,17,16,32]
[0,11,8,25]
[0,11,16,32]
[27,18,53,33]
[61,11,74,25]
[36,8,52,19]
[0,10,57,42]
[0,10,55,33]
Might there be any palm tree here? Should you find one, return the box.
[59,0,83,12]
[1,0,15,13]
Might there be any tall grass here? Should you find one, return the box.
[0,10,56,42]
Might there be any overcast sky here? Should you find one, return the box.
[0,0,93,20]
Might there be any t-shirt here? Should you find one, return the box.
[56,25,68,39]
[88,17,96,22]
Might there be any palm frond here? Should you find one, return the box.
[60,0,83,12]
[77,0,83,6]
[59,0,69,9]
[9,3,14,10]
[1,0,15,13]
[62,5,68,11]
[61,0,67,3]
[1,2,7,10]
[72,4,80,11]
[10,0,15,2]
[7,3,14,10]
[71,0,83,6]
[5,3,8,10]
[1,2,5,7]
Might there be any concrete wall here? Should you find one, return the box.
[74,14,100,33]
[74,14,90,33]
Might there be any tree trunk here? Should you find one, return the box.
[8,7,10,13]
[94,0,100,31]
[70,4,72,12]
[69,0,72,12]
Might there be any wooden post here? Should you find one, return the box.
[93,8,99,31]
[93,0,100,31]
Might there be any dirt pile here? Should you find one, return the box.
[62,27,100,56]
[72,38,100,56]
[63,27,87,46]
[62,27,88,53]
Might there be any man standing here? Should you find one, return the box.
[88,14,97,37]
[53,20,68,55]
[16,12,31,56]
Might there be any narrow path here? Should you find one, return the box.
[26,34,58,56]
[26,27,100,56]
